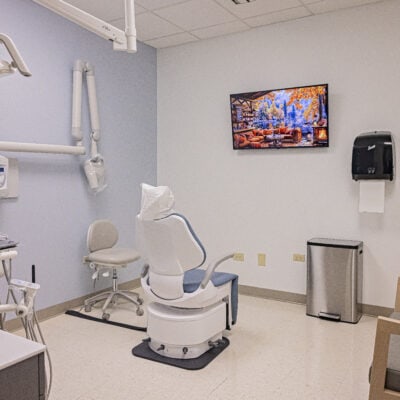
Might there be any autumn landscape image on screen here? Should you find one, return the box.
[230,84,328,149]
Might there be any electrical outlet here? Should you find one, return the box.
[233,253,244,262]
[258,253,266,267]
[293,253,305,262]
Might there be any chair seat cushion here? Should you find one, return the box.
[369,311,400,392]
[183,269,235,293]
[87,248,140,265]
[183,269,239,324]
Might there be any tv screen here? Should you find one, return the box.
[230,84,328,150]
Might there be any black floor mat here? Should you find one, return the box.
[132,338,229,370]
[65,309,147,332]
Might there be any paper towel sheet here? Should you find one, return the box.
[359,180,385,213]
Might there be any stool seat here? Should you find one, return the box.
[87,248,140,265]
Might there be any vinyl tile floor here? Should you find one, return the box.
[24,293,377,400]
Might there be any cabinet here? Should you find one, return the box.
[0,330,46,400]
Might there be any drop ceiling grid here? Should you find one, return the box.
[115,0,319,47]
[63,0,387,48]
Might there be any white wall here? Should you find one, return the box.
[158,0,400,308]
[0,0,157,309]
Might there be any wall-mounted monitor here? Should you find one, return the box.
[230,84,328,150]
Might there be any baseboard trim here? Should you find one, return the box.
[238,284,393,317]
[361,303,393,318]
[239,284,307,305]
[5,278,141,332]
[5,280,391,331]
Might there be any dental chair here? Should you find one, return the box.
[83,219,143,320]
[137,183,239,360]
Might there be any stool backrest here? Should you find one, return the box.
[87,220,118,253]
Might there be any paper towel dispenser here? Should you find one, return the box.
[352,131,394,181]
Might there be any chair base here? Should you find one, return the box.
[146,301,226,359]
[84,289,144,320]
[148,333,224,360]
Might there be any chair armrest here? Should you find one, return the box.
[369,316,400,399]
[200,253,235,289]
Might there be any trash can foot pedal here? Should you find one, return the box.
[318,312,340,321]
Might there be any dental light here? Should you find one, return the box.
[32,0,137,53]
[0,33,31,78]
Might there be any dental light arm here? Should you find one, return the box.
[73,60,106,192]
[86,64,100,157]
[0,33,31,77]
[32,0,137,53]
[72,60,83,146]
[72,60,100,156]
[125,0,136,53]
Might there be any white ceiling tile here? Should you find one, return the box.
[108,18,125,31]
[108,12,183,41]
[135,0,189,10]
[65,0,147,21]
[135,12,183,41]
[215,0,302,19]
[245,6,311,27]
[154,0,237,31]
[64,0,125,21]
[192,20,250,40]
[307,0,383,14]
[134,4,148,14]
[145,32,198,48]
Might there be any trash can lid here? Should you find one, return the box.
[307,238,363,249]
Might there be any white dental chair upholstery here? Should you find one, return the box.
[137,183,239,359]
[83,219,143,320]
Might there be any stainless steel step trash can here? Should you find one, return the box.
[306,238,363,323]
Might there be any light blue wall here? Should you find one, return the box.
[0,0,157,309]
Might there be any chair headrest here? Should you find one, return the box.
[138,183,175,221]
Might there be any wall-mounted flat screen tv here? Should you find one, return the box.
[230,84,328,150]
